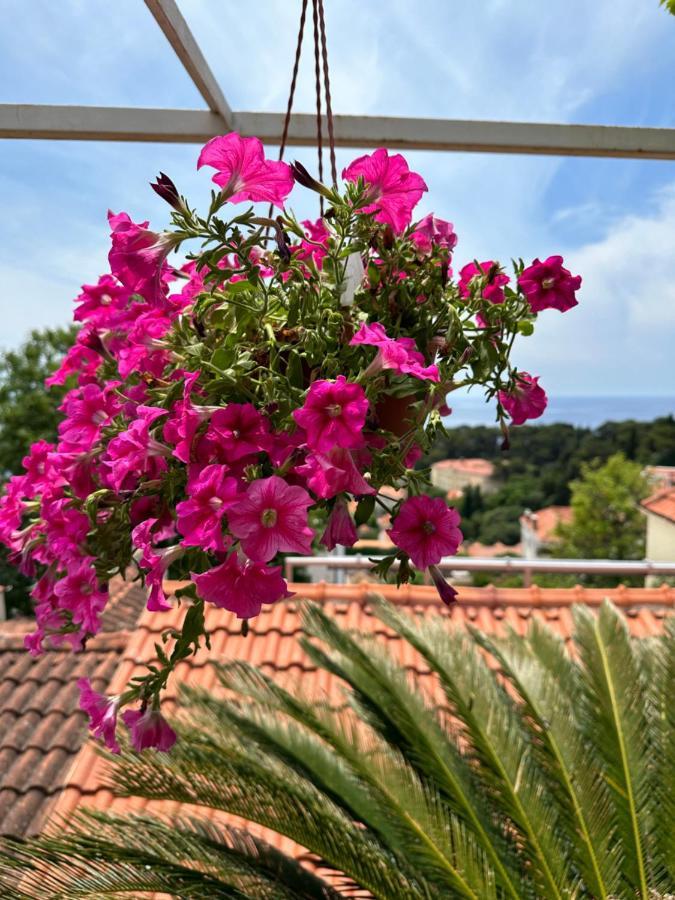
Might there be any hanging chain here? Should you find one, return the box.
[273,0,336,219]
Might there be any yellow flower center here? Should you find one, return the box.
[261,508,278,528]
[326,403,342,418]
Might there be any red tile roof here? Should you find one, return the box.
[431,458,495,477]
[520,505,572,542]
[48,580,675,862]
[0,580,146,837]
[642,488,675,524]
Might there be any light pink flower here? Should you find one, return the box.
[498,373,548,425]
[227,475,314,562]
[321,500,358,550]
[519,255,581,313]
[292,376,368,453]
[458,261,510,305]
[176,465,240,552]
[350,322,439,382]
[78,678,120,753]
[296,447,375,499]
[411,214,457,255]
[122,707,177,752]
[197,132,293,208]
[342,148,428,233]
[192,553,293,618]
[108,211,175,304]
[389,495,463,569]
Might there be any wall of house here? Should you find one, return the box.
[645,513,675,560]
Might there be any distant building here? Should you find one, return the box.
[644,466,675,491]
[464,541,522,558]
[641,489,675,573]
[520,506,572,558]
[431,458,496,494]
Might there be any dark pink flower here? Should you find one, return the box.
[192,553,293,618]
[73,274,131,327]
[519,255,581,313]
[203,403,270,463]
[350,322,439,382]
[53,558,108,635]
[131,518,183,611]
[41,497,90,563]
[389,495,463,569]
[78,678,120,753]
[411,214,457,255]
[321,500,358,550]
[458,261,510,304]
[176,465,240,552]
[295,217,331,268]
[163,371,207,463]
[296,447,375,499]
[429,564,459,606]
[292,376,368,453]
[227,475,314,562]
[198,132,293,208]
[103,406,169,493]
[45,341,101,388]
[108,211,175,304]
[21,441,64,496]
[342,148,428,233]
[498,373,548,425]
[58,383,121,451]
[122,708,177,752]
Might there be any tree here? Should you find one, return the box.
[556,453,650,562]
[2,600,673,898]
[0,326,77,616]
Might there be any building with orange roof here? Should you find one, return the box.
[641,488,675,581]
[430,457,496,494]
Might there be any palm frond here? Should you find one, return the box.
[573,601,655,898]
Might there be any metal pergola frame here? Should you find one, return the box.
[2,0,675,160]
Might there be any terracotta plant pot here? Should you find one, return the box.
[375,393,422,438]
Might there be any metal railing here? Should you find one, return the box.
[283,554,675,584]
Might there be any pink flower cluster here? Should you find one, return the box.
[0,131,581,752]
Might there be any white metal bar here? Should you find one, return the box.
[2,104,675,160]
[144,0,232,126]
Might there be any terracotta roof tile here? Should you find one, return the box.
[641,487,675,524]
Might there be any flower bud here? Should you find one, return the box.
[151,172,187,214]
[429,564,458,606]
[290,161,334,199]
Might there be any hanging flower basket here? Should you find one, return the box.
[0,133,581,751]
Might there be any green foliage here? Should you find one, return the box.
[0,326,77,616]
[556,453,650,565]
[661,0,675,14]
[2,601,674,898]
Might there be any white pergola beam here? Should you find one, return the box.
[143,0,232,127]
[2,104,675,160]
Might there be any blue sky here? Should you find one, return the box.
[1,0,675,403]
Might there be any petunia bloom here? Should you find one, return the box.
[122,707,177,752]
[389,495,463,569]
[350,322,439,382]
[411,214,457,255]
[78,678,120,753]
[197,132,294,208]
[498,372,548,425]
[203,403,270,463]
[458,261,510,305]
[108,211,176,304]
[227,476,314,562]
[342,148,428,233]
[296,447,375,499]
[321,499,358,550]
[176,465,240,552]
[519,255,581,313]
[292,376,369,453]
[192,552,293,618]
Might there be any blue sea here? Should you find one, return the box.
[444,394,675,429]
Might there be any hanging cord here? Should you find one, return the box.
[317,0,337,187]
[311,0,325,213]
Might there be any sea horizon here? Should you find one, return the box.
[443,393,675,429]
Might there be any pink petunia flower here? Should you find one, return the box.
[295,217,331,269]
[321,499,358,550]
[197,132,294,208]
[458,261,510,305]
[350,322,439,382]
[103,406,170,493]
[53,558,109,635]
[58,383,121,452]
[296,447,375,499]
[227,476,314,562]
[131,518,183,611]
[78,678,120,753]
[519,255,581,313]
[41,497,90,563]
[176,465,240,552]
[342,148,428,234]
[410,214,457,255]
[192,552,293,618]
[292,376,369,453]
[203,403,270,463]
[163,371,208,464]
[108,211,176,304]
[122,707,177,752]
[389,495,463,569]
[498,373,548,425]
